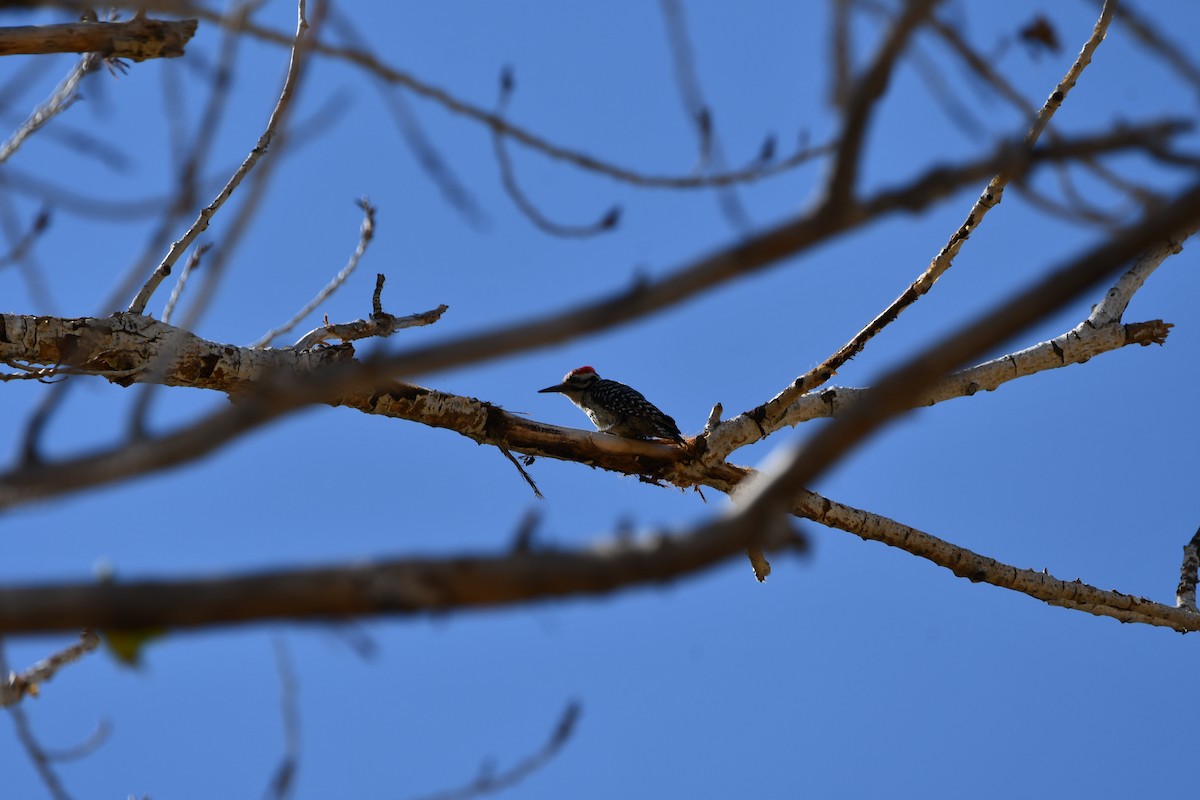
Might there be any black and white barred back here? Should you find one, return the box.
[538,366,685,443]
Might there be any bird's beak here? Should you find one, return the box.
[538,383,567,394]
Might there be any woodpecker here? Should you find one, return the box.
[539,366,685,443]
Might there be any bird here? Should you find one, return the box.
[538,366,685,443]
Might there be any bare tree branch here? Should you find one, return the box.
[491,69,621,239]
[2,469,1197,634]
[738,227,1191,435]
[0,0,1196,657]
[658,0,753,231]
[291,303,449,351]
[0,516,805,633]
[1098,0,1200,101]
[0,196,54,312]
[0,53,98,165]
[1,630,99,708]
[127,1,314,315]
[252,197,377,348]
[0,190,1195,631]
[0,15,197,60]
[706,0,1124,460]
[160,242,210,325]
[325,8,485,227]
[912,0,1149,205]
[0,205,51,269]
[709,180,1200,563]
[263,637,300,800]
[0,644,73,800]
[829,0,854,110]
[0,125,1186,510]
[407,701,581,800]
[822,0,938,214]
[375,122,1186,381]
[172,1,834,191]
[770,318,1172,429]
[792,488,1200,631]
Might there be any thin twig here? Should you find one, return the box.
[129,240,212,439]
[0,643,73,800]
[161,242,210,324]
[500,447,544,499]
[1098,0,1200,101]
[829,0,854,109]
[1013,178,1130,228]
[0,195,54,312]
[822,0,938,214]
[0,205,51,269]
[290,303,448,350]
[170,2,329,335]
[177,3,834,191]
[0,54,98,165]
[371,273,385,316]
[327,8,485,227]
[658,0,752,231]
[127,0,314,315]
[1,630,100,707]
[911,0,1152,206]
[408,701,581,800]
[252,197,376,348]
[510,508,542,553]
[41,719,111,763]
[1088,234,1187,326]
[492,70,620,238]
[263,637,301,800]
[907,40,987,139]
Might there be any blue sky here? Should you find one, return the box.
[3,2,1200,797]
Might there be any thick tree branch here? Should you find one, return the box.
[0,513,804,634]
[0,187,1187,511]
[0,16,197,60]
[0,199,1195,630]
[0,294,1171,511]
[1,471,1196,634]
[2,196,1197,631]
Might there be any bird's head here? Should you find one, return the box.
[538,365,600,395]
